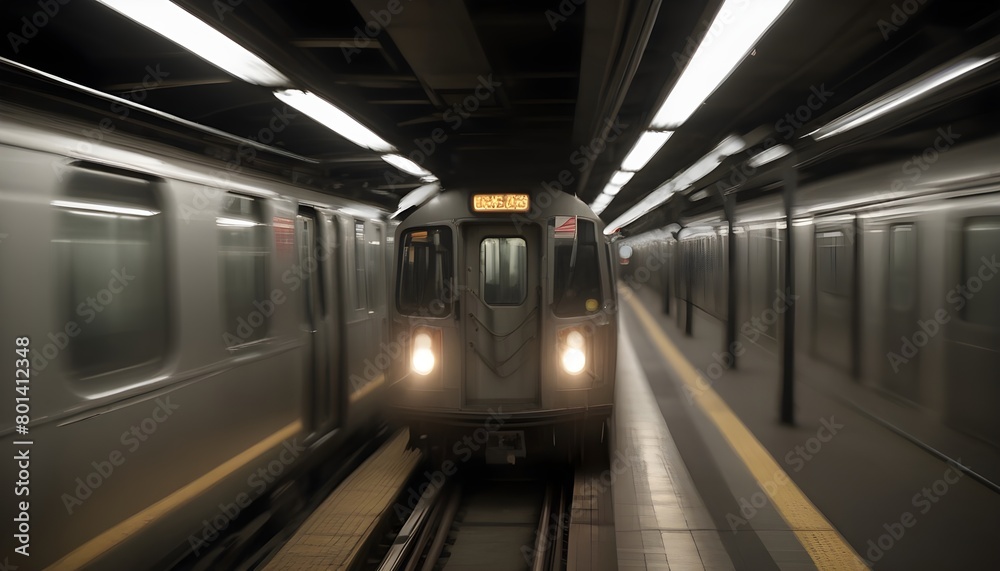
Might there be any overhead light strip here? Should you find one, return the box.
[809,55,999,140]
[274,89,396,153]
[604,135,745,234]
[593,0,790,216]
[94,0,289,87]
[651,0,793,129]
[621,130,674,171]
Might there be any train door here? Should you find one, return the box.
[461,224,541,406]
[342,217,381,402]
[944,212,1000,445]
[747,227,781,352]
[812,219,856,373]
[296,208,338,433]
[882,222,920,401]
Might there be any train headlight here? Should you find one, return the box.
[411,331,436,376]
[560,330,587,375]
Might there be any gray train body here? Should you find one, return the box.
[621,133,1000,449]
[0,105,393,569]
[388,189,617,463]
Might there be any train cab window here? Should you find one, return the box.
[816,230,850,296]
[481,237,527,305]
[961,217,1000,327]
[219,193,268,344]
[552,218,603,316]
[54,169,167,377]
[354,220,368,310]
[889,224,917,311]
[398,227,454,316]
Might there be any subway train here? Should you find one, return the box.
[388,188,618,464]
[0,95,398,568]
[620,130,1000,451]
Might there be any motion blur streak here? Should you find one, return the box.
[44,421,302,571]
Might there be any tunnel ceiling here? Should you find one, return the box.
[1,0,998,213]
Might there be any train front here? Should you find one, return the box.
[388,189,617,464]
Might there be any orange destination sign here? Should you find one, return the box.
[472,193,530,213]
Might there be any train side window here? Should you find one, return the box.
[552,218,603,316]
[220,193,268,345]
[888,224,916,311]
[398,227,454,316]
[481,237,527,305]
[816,230,849,296]
[54,169,167,377]
[961,217,1000,327]
[354,220,368,310]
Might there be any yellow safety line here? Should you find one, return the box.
[622,290,868,570]
[45,420,303,571]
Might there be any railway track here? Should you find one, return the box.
[372,469,573,571]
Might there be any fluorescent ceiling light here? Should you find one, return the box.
[52,200,158,217]
[610,171,635,186]
[605,135,745,233]
[602,183,623,196]
[650,0,792,129]
[94,0,288,87]
[809,55,998,140]
[621,131,674,171]
[381,154,432,177]
[274,89,396,152]
[748,144,791,168]
[216,217,257,227]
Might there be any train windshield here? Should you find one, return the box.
[552,217,603,316]
[397,226,454,316]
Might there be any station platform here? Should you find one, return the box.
[616,284,1000,570]
[611,292,864,570]
[261,431,420,570]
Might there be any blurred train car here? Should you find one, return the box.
[0,93,395,568]
[622,132,1000,449]
[388,189,618,464]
